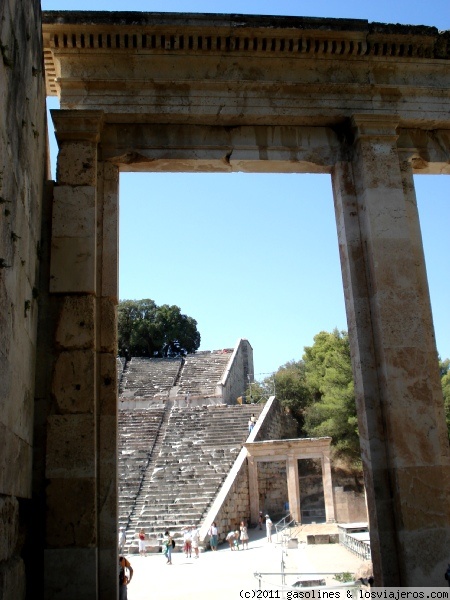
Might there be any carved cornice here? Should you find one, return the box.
[42,12,450,97]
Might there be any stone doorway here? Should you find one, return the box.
[40,12,450,597]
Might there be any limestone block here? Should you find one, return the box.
[99,297,117,353]
[46,415,96,478]
[0,496,19,562]
[0,422,33,498]
[46,479,97,546]
[55,295,95,349]
[57,140,98,186]
[52,186,96,238]
[50,236,96,294]
[45,548,97,599]
[0,555,26,600]
[99,354,117,413]
[52,349,96,414]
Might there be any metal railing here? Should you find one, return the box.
[253,571,362,598]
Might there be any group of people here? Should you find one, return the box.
[225,520,250,550]
[182,524,201,558]
[118,514,274,594]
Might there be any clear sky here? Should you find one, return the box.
[43,0,450,378]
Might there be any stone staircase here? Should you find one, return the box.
[118,407,166,529]
[175,350,233,398]
[124,404,263,551]
[119,357,183,400]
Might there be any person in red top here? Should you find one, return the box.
[138,528,146,556]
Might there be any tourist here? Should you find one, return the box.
[258,511,264,530]
[265,514,273,542]
[119,555,133,600]
[138,528,146,556]
[191,524,200,558]
[226,530,238,550]
[445,563,450,587]
[118,527,126,554]
[208,521,219,551]
[240,520,249,550]
[251,413,257,428]
[183,525,192,557]
[163,530,173,565]
[248,418,254,433]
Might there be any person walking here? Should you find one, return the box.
[265,514,273,542]
[118,527,126,554]
[138,528,146,556]
[183,525,192,557]
[208,522,219,551]
[240,520,249,550]
[163,530,173,565]
[258,511,264,530]
[191,524,200,559]
[119,555,133,600]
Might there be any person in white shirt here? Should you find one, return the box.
[265,515,273,542]
[191,525,200,558]
[183,526,192,557]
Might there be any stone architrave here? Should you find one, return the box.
[244,438,335,525]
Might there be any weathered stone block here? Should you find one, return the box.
[99,353,117,413]
[52,349,96,414]
[99,297,117,353]
[0,496,19,562]
[55,295,95,349]
[46,479,97,546]
[50,236,96,294]
[52,186,96,238]
[45,548,97,600]
[46,415,96,478]
[57,141,98,186]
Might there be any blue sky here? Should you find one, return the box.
[43,0,450,378]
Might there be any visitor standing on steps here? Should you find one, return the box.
[138,528,146,556]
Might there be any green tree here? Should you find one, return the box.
[302,329,360,462]
[273,360,310,427]
[439,358,450,437]
[118,299,200,358]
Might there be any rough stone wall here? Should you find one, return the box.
[334,488,368,523]
[255,397,298,441]
[211,467,251,542]
[220,339,254,404]
[0,1,47,599]
[258,460,288,517]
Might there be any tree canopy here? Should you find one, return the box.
[118,299,200,358]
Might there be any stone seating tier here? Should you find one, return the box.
[124,405,264,550]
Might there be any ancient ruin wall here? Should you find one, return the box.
[0,1,47,598]
[219,338,254,404]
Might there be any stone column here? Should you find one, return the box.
[96,161,119,600]
[286,455,301,524]
[46,110,112,600]
[247,455,260,525]
[331,115,450,586]
[321,451,335,523]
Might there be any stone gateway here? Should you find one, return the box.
[1,3,449,599]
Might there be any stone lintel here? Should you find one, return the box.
[51,109,104,143]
